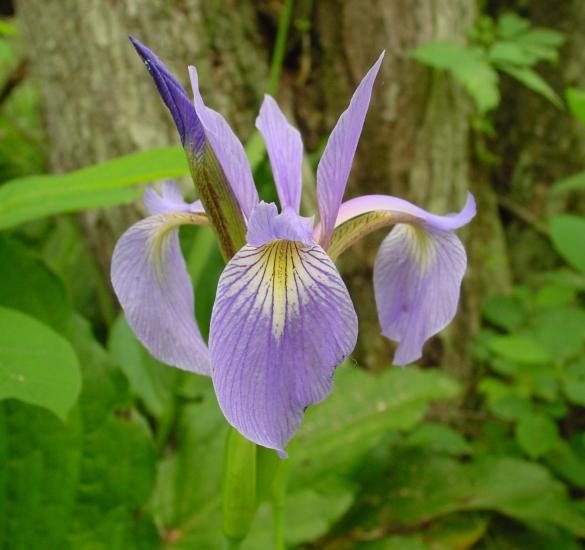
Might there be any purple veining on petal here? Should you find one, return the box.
[247,201,314,247]
[111,213,210,374]
[209,240,358,454]
[256,95,303,213]
[144,181,205,215]
[374,224,467,365]
[129,36,205,153]
[316,52,385,248]
[188,66,259,218]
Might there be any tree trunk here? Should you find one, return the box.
[16,0,269,271]
[312,0,511,383]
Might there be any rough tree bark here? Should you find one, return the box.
[16,0,269,271]
[312,0,511,384]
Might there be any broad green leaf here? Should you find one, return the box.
[384,450,585,535]
[151,379,226,550]
[499,64,562,107]
[529,307,585,362]
[243,482,354,550]
[489,335,551,364]
[0,306,81,421]
[0,147,188,230]
[489,41,532,66]
[489,395,532,421]
[566,87,585,126]
[515,413,560,458]
[423,513,487,550]
[405,423,472,456]
[549,215,585,274]
[411,41,474,70]
[535,284,576,308]
[0,238,159,548]
[291,365,460,486]
[497,13,530,39]
[108,315,179,419]
[482,295,524,331]
[546,439,585,489]
[563,359,585,407]
[551,169,585,195]
[518,28,565,48]
[351,535,430,550]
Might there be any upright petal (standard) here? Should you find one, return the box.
[316,52,384,248]
[321,193,475,366]
[209,204,358,454]
[256,95,303,213]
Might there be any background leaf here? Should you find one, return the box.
[0,306,81,421]
[0,147,187,230]
[549,215,585,274]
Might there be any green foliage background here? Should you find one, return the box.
[1,7,585,550]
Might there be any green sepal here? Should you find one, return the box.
[327,210,396,260]
[187,145,247,260]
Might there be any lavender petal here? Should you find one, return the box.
[144,180,205,215]
[111,212,210,374]
[209,240,358,454]
[189,66,259,218]
[256,95,303,212]
[316,52,384,247]
[374,224,467,365]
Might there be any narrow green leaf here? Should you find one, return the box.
[0,306,81,421]
[411,41,499,112]
[0,147,188,230]
[551,169,585,195]
[566,87,585,126]
[499,64,562,107]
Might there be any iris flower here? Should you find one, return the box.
[111,38,476,456]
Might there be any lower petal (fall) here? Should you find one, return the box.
[374,224,467,365]
[209,240,358,455]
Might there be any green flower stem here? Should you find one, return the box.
[222,428,257,545]
[271,453,289,550]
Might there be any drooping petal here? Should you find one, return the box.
[246,202,313,247]
[189,66,259,218]
[256,95,303,212]
[374,225,467,366]
[144,181,205,215]
[209,240,358,454]
[316,52,384,248]
[316,192,475,365]
[331,192,476,233]
[111,211,210,374]
[130,37,205,154]
[318,192,476,259]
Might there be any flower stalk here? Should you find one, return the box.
[222,428,257,545]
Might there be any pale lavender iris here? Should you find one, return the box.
[111,38,476,456]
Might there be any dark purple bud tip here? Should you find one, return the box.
[129,36,204,152]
